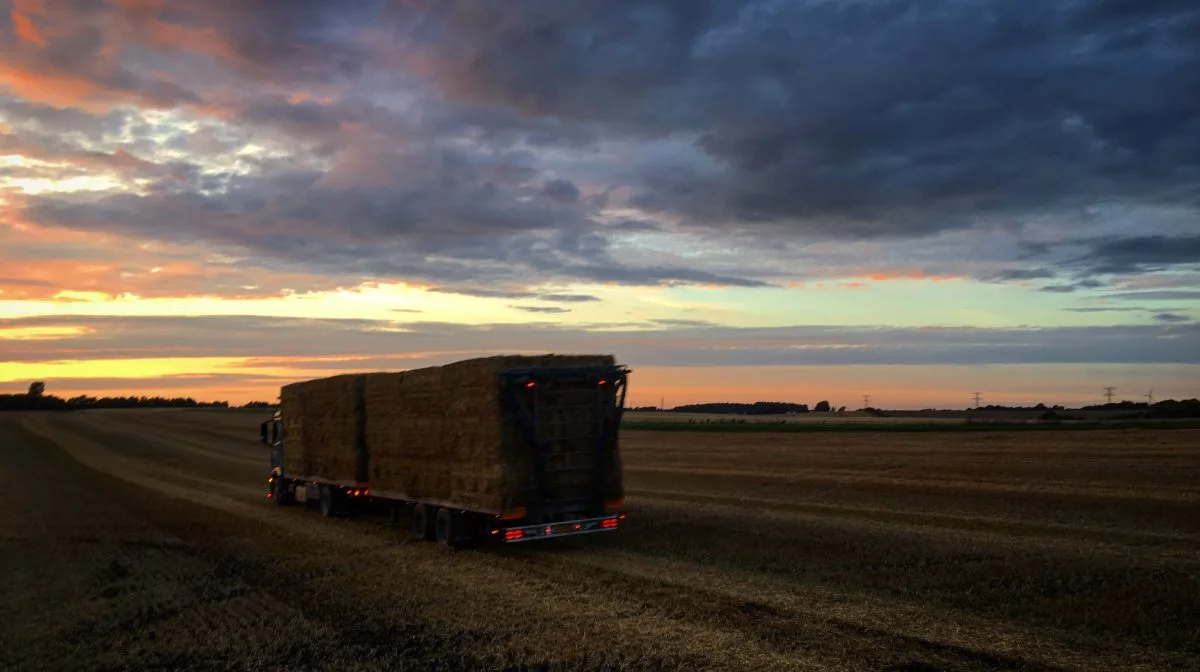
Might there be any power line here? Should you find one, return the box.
[972,392,982,408]
[1103,386,1115,404]
[862,394,871,409]
[1144,389,1154,406]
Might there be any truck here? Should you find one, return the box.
[259,354,630,549]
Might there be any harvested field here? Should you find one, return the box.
[2,409,1198,671]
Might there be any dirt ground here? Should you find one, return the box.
[2,410,1197,671]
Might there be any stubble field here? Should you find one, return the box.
[1,409,1197,671]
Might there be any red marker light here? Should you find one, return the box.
[598,379,607,385]
[525,381,535,388]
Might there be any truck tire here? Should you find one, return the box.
[434,507,456,547]
[411,503,434,541]
[319,485,342,518]
[435,508,478,549]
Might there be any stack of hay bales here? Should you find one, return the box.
[283,354,623,514]
[367,354,619,512]
[280,373,367,484]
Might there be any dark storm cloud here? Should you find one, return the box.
[0,97,129,140]
[428,287,538,299]
[0,277,54,287]
[606,219,662,233]
[3,315,1197,367]
[538,293,601,303]
[540,178,580,203]
[18,152,771,288]
[984,268,1058,282]
[1002,235,1200,290]
[1064,306,1152,314]
[389,0,1200,236]
[1102,290,1200,301]
[1038,279,1104,293]
[509,305,571,314]
[1069,235,1200,275]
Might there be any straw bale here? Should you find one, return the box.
[283,354,623,513]
[362,354,619,511]
[280,373,366,483]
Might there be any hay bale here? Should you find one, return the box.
[365,354,621,512]
[283,354,624,514]
[280,373,367,483]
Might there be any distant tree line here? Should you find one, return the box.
[971,403,1067,412]
[0,381,266,412]
[1081,399,1200,419]
[969,399,1200,419]
[627,398,1200,420]
[626,400,848,414]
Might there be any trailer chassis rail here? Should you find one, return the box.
[496,513,626,543]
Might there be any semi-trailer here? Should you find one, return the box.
[259,354,629,548]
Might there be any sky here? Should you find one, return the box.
[1,0,1198,410]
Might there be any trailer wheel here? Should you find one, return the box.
[319,485,342,518]
[434,508,476,549]
[434,507,456,547]
[411,503,434,541]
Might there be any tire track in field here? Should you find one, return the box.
[83,412,265,475]
[103,412,268,466]
[70,412,264,477]
[624,465,1200,503]
[515,544,1192,672]
[628,487,1200,557]
[628,494,1200,576]
[19,414,260,506]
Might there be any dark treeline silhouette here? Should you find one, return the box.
[669,401,811,415]
[241,401,276,409]
[1081,399,1200,419]
[970,399,1200,419]
[972,403,1067,412]
[1,381,246,412]
[0,393,233,412]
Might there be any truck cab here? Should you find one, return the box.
[259,410,282,472]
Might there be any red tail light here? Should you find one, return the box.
[601,518,618,529]
[505,529,524,541]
